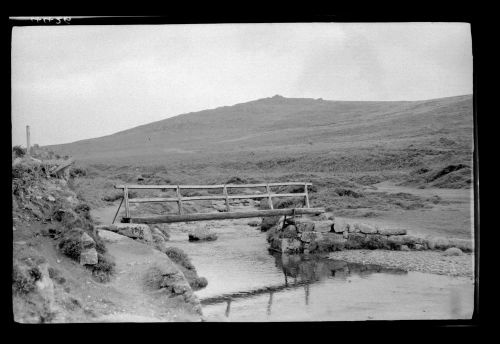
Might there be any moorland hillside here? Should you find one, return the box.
[46,94,473,174]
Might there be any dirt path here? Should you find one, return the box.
[90,230,202,322]
[90,201,123,225]
[13,219,201,322]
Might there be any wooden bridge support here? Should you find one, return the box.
[125,207,324,224]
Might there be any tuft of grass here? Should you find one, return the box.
[58,227,107,260]
[48,267,66,285]
[164,247,195,270]
[90,253,115,282]
[12,262,41,295]
[163,247,208,290]
[335,188,364,198]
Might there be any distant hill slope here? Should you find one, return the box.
[47,94,473,167]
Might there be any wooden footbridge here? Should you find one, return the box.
[113,182,324,224]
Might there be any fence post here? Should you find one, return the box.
[26,125,31,157]
[176,185,183,215]
[266,184,274,209]
[223,185,230,212]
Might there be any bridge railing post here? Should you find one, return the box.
[223,185,230,212]
[176,185,183,215]
[304,183,310,208]
[266,184,273,209]
[124,186,130,219]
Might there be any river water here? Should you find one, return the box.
[91,204,474,322]
[164,219,474,322]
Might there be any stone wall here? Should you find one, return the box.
[266,217,473,254]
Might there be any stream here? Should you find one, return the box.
[92,204,474,322]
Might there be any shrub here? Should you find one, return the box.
[335,188,364,198]
[70,166,87,178]
[260,216,282,231]
[364,234,391,250]
[58,228,83,261]
[345,234,365,249]
[190,276,208,290]
[12,145,26,158]
[74,202,91,216]
[54,208,93,232]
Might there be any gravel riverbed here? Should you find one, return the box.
[328,250,475,278]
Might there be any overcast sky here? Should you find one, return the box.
[11,22,472,146]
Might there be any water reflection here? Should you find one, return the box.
[267,291,273,316]
[200,253,407,318]
[225,299,231,317]
[274,253,408,283]
[304,284,310,306]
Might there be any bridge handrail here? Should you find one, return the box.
[114,182,313,189]
[113,182,314,222]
